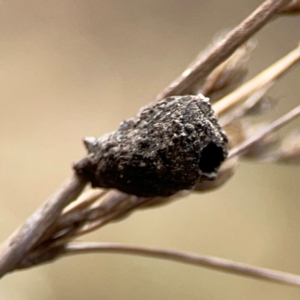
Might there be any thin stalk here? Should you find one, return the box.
[65,242,300,287]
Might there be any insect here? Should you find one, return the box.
[74,94,228,197]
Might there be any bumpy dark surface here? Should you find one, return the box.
[74,95,228,197]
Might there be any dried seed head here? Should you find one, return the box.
[223,121,246,149]
[74,95,228,197]
[245,95,277,116]
[270,130,300,164]
[242,122,280,159]
[199,39,256,101]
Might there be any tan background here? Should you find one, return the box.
[1,0,300,299]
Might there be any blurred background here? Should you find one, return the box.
[0,0,300,299]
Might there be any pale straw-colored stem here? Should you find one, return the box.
[0,173,87,277]
[213,42,300,116]
[65,242,300,287]
[156,0,292,101]
[229,105,300,158]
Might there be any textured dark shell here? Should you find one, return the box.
[74,95,228,197]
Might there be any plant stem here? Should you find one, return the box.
[155,0,291,101]
[0,173,87,277]
[213,42,300,116]
[65,242,300,287]
[229,105,300,158]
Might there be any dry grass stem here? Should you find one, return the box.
[155,0,291,101]
[220,81,275,127]
[62,189,106,215]
[200,39,256,101]
[213,42,300,116]
[63,242,300,287]
[0,0,299,288]
[229,105,300,159]
[260,130,300,163]
[281,0,300,14]
[0,173,87,277]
